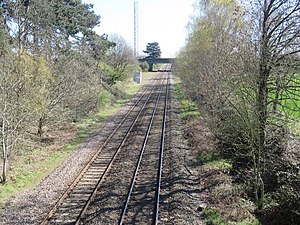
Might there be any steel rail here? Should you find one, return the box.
[41,75,161,225]
[154,75,169,225]
[73,76,166,225]
[118,74,166,225]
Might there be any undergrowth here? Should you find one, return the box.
[173,75,259,225]
[0,73,156,208]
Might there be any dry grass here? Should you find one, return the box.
[184,118,217,155]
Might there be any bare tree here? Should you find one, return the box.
[177,0,300,211]
[104,34,135,84]
[246,0,300,207]
[0,54,25,182]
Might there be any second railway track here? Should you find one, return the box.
[41,69,171,225]
[118,74,169,225]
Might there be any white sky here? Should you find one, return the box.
[82,0,196,57]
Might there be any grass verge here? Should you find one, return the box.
[203,207,259,225]
[0,72,157,208]
[173,76,200,123]
[203,208,226,225]
[198,152,232,170]
[173,75,231,170]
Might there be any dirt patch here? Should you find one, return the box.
[183,118,219,163]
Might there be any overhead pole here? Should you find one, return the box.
[134,1,139,58]
[133,1,142,84]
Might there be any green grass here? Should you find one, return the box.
[268,74,300,136]
[198,152,232,170]
[173,77,200,123]
[0,147,74,208]
[0,73,158,208]
[203,208,260,225]
[203,208,226,225]
[268,74,300,118]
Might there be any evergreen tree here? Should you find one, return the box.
[143,42,161,58]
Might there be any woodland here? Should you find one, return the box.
[176,0,299,224]
[0,0,136,183]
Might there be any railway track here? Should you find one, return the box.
[41,69,171,225]
[118,76,169,225]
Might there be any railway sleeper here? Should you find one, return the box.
[92,160,111,164]
[81,174,101,178]
[59,201,85,207]
[56,205,83,213]
[49,217,76,223]
[48,220,75,225]
[83,172,104,177]
[70,189,93,194]
[68,193,92,198]
[75,181,98,187]
[79,177,100,181]
[75,182,98,187]
[94,155,112,160]
[57,203,84,210]
[86,167,105,171]
[62,198,88,204]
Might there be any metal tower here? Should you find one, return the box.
[134,1,139,58]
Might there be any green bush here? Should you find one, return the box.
[98,90,112,109]
[139,61,149,72]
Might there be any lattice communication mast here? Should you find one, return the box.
[134,1,139,58]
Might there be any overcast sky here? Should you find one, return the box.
[82,0,196,57]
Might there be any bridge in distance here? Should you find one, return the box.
[139,57,176,72]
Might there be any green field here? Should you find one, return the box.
[269,74,300,118]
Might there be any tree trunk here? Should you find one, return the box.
[255,60,269,209]
[23,4,29,52]
[1,118,7,183]
[254,0,271,209]
[253,153,259,204]
[149,63,154,72]
[37,116,45,138]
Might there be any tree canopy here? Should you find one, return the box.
[143,42,161,58]
[0,0,136,183]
